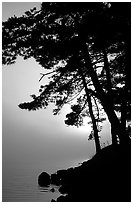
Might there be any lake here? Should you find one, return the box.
[2,168,60,202]
[2,156,87,202]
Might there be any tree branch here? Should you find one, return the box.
[39,70,56,82]
[66,87,84,103]
[92,95,100,121]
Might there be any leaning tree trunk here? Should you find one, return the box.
[80,40,128,145]
[78,66,101,154]
[87,95,101,153]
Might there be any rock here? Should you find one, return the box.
[51,199,56,202]
[56,195,67,202]
[51,173,60,185]
[38,172,51,187]
[57,169,67,178]
[56,144,131,202]
[50,188,55,192]
[59,185,69,194]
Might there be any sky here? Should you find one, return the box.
[2,2,41,21]
[2,2,111,175]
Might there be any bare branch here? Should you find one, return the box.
[39,70,56,82]
[66,87,84,103]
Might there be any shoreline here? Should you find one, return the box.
[38,144,131,202]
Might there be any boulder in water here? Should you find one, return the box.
[38,172,51,187]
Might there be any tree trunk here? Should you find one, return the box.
[103,48,113,98]
[80,41,128,144]
[121,93,127,136]
[103,48,118,145]
[78,66,101,153]
[87,95,101,153]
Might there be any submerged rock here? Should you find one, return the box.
[38,172,51,187]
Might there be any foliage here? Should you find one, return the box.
[2,2,131,145]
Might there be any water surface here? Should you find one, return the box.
[2,155,88,202]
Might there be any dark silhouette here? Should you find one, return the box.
[2,2,131,202]
[38,144,131,202]
[2,2,131,146]
[50,188,55,193]
[38,172,51,187]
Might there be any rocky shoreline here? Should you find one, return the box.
[38,144,131,202]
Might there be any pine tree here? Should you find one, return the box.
[2,2,131,146]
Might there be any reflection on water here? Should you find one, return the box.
[3,156,88,201]
[39,184,60,193]
[2,167,61,202]
[39,186,49,192]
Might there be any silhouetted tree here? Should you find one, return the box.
[65,67,102,153]
[2,2,131,147]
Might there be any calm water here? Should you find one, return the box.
[2,166,60,202]
[2,157,86,202]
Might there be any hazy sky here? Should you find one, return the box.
[2,2,111,174]
[2,2,41,21]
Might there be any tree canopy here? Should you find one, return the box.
[2,2,131,148]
